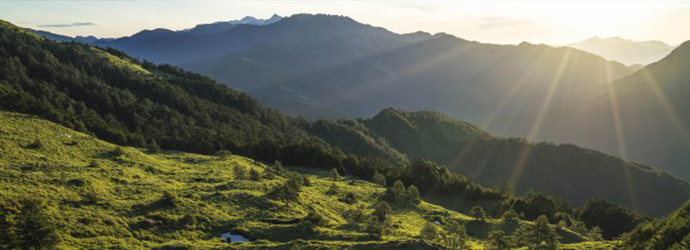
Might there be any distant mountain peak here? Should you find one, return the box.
[568,36,676,65]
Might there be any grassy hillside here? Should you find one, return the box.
[0,111,617,249]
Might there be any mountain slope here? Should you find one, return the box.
[0,110,608,249]
[623,199,690,249]
[495,40,690,181]
[308,109,690,217]
[567,37,676,65]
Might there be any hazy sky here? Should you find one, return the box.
[1,0,689,45]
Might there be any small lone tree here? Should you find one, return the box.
[16,200,60,250]
[329,168,341,180]
[372,171,386,186]
[487,230,510,250]
[407,185,421,204]
[470,206,487,221]
[420,222,440,242]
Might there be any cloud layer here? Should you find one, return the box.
[38,22,95,28]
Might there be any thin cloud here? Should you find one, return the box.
[37,22,96,28]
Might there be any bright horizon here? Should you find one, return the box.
[1,0,689,46]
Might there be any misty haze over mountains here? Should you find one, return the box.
[28,14,690,183]
[566,36,677,66]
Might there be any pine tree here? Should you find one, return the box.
[16,200,60,250]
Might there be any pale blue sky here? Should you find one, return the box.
[1,0,689,45]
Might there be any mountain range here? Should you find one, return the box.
[566,36,676,66]
[5,18,690,217]
[52,13,690,183]
[5,14,690,249]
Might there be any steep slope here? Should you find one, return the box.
[622,199,690,249]
[0,111,603,249]
[308,109,690,217]
[567,37,676,65]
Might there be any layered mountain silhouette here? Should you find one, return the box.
[567,36,676,65]
[493,40,690,183]
[27,14,690,195]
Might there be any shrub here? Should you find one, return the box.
[420,222,440,242]
[215,150,233,159]
[329,168,341,180]
[26,139,43,149]
[372,171,386,186]
[326,183,339,195]
[249,169,261,181]
[441,220,469,249]
[487,230,510,250]
[407,185,421,204]
[384,180,406,202]
[233,165,247,180]
[470,206,487,221]
[502,209,519,222]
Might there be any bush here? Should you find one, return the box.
[26,139,43,149]
[340,192,357,205]
[487,230,510,250]
[329,168,341,180]
[407,185,421,204]
[249,169,261,181]
[373,202,392,222]
[268,175,302,202]
[384,180,406,202]
[420,222,440,242]
[441,220,469,249]
[502,209,519,222]
[215,150,233,159]
[470,206,487,221]
[372,171,386,186]
[326,183,339,195]
[233,165,247,180]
